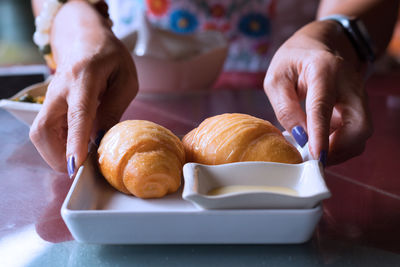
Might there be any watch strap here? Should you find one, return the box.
[320,14,376,63]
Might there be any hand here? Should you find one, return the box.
[264,20,373,166]
[29,3,138,176]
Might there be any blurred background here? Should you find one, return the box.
[1,0,400,95]
[0,0,47,99]
[0,0,43,65]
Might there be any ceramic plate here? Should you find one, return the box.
[61,151,323,244]
[182,133,331,209]
[0,80,48,126]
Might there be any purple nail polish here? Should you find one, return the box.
[67,155,75,178]
[95,129,106,146]
[292,126,308,147]
[319,150,328,168]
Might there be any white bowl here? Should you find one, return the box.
[121,25,228,93]
[182,160,330,210]
[133,45,227,93]
[0,80,48,126]
[121,16,228,93]
[182,133,331,210]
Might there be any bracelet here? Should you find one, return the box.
[320,14,376,63]
[33,0,112,70]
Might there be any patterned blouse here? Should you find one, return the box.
[108,0,318,72]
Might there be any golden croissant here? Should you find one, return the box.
[182,113,302,165]
[98,120,185,198]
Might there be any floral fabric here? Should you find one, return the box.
[108,0,318,72]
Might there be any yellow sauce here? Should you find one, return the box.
[207,185,298,196]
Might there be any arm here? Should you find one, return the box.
[264,0,398,166]
[30,0,138,176]
[318,0,399,57]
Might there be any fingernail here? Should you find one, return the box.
[95,129,106,146]
[292,126,308,147]
[319,150,328,168]
[67,155,75,178]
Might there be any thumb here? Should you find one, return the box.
[328,94,373,165]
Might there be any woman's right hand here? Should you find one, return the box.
[29,1,138,177]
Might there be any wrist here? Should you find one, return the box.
[53,1,112,62]
[33,0,113,69]
[298,20,368,73]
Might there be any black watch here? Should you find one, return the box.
[320,14,376,63]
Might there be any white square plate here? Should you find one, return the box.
[61,150,324,244]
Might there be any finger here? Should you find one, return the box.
[91,67,138,146]
[30,85,68,172]
[264,66,308,147]
[65,79,100,178]
[327,96,373,165]
[304,60,337,164]
[329,107,343,134]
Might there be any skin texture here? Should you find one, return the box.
[264,20,370,165]
[30,0,397,174]
[30,0,138,174]
[264,0,399,165]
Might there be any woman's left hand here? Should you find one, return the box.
[264,20,373,166]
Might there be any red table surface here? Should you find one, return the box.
[0,72,399,254]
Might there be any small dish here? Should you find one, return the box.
[182,159,331,210]
[0,79,49,126]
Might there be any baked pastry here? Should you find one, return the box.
[98,120,185,198]
[182,113,302,165]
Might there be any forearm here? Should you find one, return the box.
[31,0,114,65]
[32,0,44,16]
[318,0,399,57]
